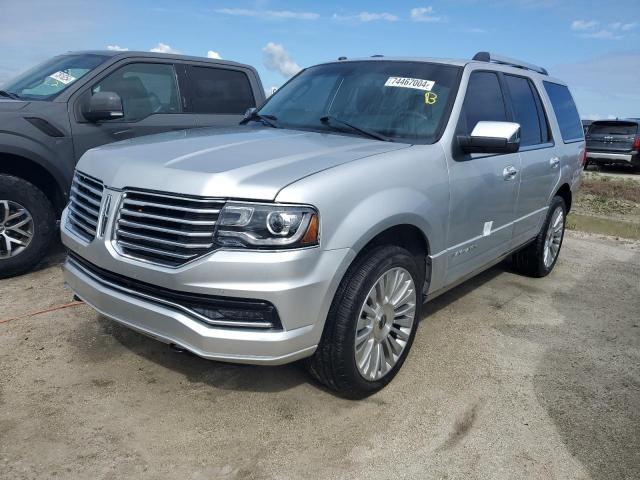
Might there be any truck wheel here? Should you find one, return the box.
[306,245,423,398]
[0,175,56,279]
[512,196,566,278]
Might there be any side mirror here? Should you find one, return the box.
[243,107,257,119]
[458,121,521,154]
[84,91,124,122]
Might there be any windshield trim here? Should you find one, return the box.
[257,60,463,145]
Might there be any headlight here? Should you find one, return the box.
[215,202,319,249]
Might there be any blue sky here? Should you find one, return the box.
[1,0,638,119]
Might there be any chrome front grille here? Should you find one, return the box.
[67,171,104,241]
[115,190,224,267]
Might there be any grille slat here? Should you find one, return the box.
[66,172,104,242]
[115,190,224,267]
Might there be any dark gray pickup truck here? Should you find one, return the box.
[0,50,265,277]
[585,119,640,171]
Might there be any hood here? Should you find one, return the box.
[78,127,410,200]
[0,99,30,112]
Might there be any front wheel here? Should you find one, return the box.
[0,175,56,279]
[306,245,423,398]
[512,196,566,278]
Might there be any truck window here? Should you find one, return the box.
[458,72,508,135]
[504,75,549,147]
[92,63,181,122]
[187,66,255,114]
[543,82,583,143]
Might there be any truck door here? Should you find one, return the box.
[443,70,521,285]
[503,74,559,247]
[69,61,197,159]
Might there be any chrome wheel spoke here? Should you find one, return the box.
[543,207,564,268]
[0,200,34,259]
[354,267,417,381]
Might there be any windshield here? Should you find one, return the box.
[258,61,461,144]
[1,54,109,100]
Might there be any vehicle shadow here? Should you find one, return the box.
[496,253,640,480]
[100,315,310,394]
[421,260,508,318]
[99,260,510,397]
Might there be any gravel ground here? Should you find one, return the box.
[1,231,639,480]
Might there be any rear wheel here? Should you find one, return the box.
[0,175,56,278]
[306,245,422,398]
[512,195,566,278]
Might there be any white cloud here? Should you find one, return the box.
[333,12,398,22]
[216,8,319,20]
[207,50,222,59]
[106,45,128,51]
[581,29,621,40]
[262,42,301,78]
[571,20,598,31]
[410,6,444,22]
[571,19,637,39]
[150,42,179,54]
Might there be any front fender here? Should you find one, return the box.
[0,131,73,195]
[326,187,438,254]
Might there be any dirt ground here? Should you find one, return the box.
[1,231,639,480]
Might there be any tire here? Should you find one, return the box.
[0,174,56,279]
[512,196,566,278]
[306,245,423,399]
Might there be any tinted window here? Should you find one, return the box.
[93,63,181,121]
[589,121,638,136]
[188,67,255,114]
[505,75,544,146]
[543,82,583,142]
[458,72,507,135]
[259,61,461,144]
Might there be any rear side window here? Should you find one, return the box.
[187,66,255,114]
[505,75,550,147]
[458,71,507,135]
[543,82,583,143]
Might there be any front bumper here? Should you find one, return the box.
[61,206,355,365]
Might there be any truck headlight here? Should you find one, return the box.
[215,202,319,249]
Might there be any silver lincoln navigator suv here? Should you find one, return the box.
[61,52,584,398]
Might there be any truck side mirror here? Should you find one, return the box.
[84,91,124,122]
[458,121,521,154]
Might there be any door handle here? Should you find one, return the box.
[503,165,518,180]
[550,156,560,169]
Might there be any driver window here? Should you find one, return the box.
[92,63,181,121]
[458,71,508,135]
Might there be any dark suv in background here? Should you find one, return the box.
[0,51,265,278]
[585,119,640,171]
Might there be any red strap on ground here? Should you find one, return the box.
[0,301,84,324]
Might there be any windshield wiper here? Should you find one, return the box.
[0,90,20,100]
[239,111,279,128]
[320,115,391,142]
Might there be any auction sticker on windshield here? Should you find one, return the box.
[48,71,76,85]
[384,77,435,91]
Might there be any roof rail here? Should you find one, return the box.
[472,51,548,76]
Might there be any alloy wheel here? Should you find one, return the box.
[354,267,417,381]
[0,200,35,259]
[543,206,564,269]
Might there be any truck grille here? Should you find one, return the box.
[114,190,224,267]
[67,171,104,241]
